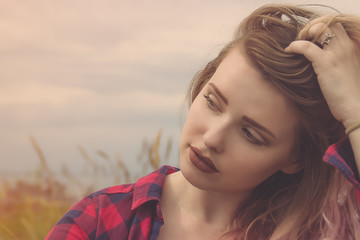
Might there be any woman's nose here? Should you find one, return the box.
[202,123,226,153]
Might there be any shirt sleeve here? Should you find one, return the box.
[323,138,360,201]
[45,195,98,240]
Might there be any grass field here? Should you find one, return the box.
[0,129,171,239]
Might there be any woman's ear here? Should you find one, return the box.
[281,161,304,174]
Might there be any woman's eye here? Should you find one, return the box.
[242,128,264,146]
[203,94,220,112]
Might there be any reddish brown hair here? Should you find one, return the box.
[187,4,360,239]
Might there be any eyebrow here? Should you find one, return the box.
[242,116,276,140]
[208,82,276,140]
[209,83,228,105]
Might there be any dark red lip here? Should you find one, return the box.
[189,146,219,173]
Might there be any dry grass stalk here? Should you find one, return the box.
[29,135,50,174]
[1,130,173,239]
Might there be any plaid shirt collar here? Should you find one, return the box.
[131,165,179,210]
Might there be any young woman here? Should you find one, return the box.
[46,4,360,239]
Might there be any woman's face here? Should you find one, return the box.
[179,48,300,196]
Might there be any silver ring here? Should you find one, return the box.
[321,33,335,46]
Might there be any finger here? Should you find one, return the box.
[316,23,353,52]
[285,40,325,63]
[301,22,335,48]
[298,15,336,40]
[330,23,352,47]
[331,22,347,36]
[320,32,336,49]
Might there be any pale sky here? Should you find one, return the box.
[1,0,360,179]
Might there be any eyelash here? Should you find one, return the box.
[203,94,264,147]
[242,128,264,146]
[203,94,220,112]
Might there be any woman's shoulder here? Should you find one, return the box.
[89,165,180,202]
[46,165,179,239]
[81,165,180,213]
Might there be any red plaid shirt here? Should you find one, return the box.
[46,165,179,240]
[323,138,360,199]
[46,139,359,240]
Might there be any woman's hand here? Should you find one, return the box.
[285,16,360,129]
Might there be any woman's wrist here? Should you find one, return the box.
[342,109,360,132]
[345,121,360,135]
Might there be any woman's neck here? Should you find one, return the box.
[161,171,248,227]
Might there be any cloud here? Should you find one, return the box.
[0,83,184,128]
[1,0,360,173]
